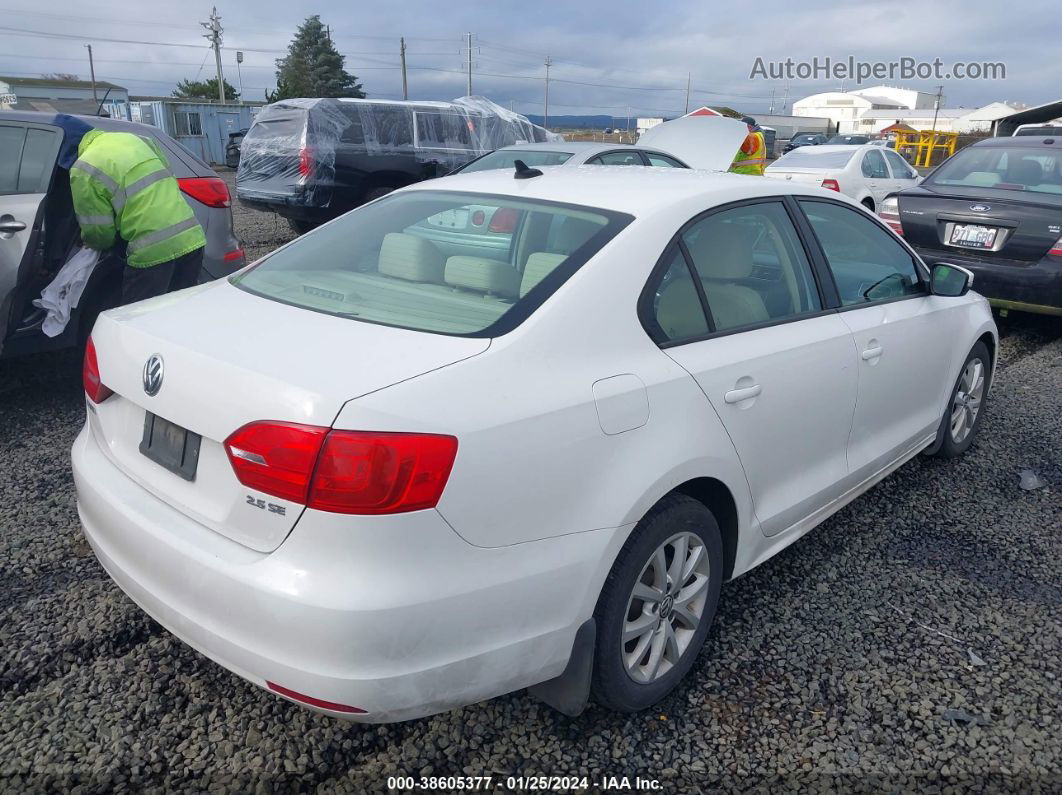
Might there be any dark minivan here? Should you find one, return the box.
[236,98,552,233]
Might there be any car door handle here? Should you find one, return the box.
[0,218,27,234]
[861,345,884,361]
[724,384,762,403]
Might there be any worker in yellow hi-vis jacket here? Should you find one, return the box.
[730,116,767,176]
[54,114,206,304]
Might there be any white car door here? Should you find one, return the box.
[859,148,893,207]
[0,121,62,356]
[797,198,955,480]
[645,199,858,537]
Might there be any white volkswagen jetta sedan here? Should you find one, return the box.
[74,153,996,722]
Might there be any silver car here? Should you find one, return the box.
[452,141,690,173]
[0,111,245,359]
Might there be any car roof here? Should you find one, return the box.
[0,109,211,175]
[402,164,831,215]
[972,136,1062,148]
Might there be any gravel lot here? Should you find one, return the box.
[1,183,1060,792]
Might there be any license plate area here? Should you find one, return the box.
[139,412,201,481]
[949,223,998,249]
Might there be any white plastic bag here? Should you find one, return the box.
[32,246,101,337]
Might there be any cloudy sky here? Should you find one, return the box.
[0,0,1054,118]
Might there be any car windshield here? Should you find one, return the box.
[772,149,856,169]
[791,134,819,143]
[459,149,575,173]
[828,135,868,144]
[927,146,1062,195]
[233,191,630,336]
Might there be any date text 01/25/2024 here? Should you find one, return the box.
[387,775,663,791]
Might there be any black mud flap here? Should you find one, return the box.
[527,618,595,717]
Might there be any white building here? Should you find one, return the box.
[849,86,939,110]
[636,117,664,136]
[792,91,905,133]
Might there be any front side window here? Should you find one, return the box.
[800,200,923,306]
[644,153,686,168]
[680,202,822,333]
[234,191,630,336]
[588,151,645,166]
[861,149,889,179]
[883,149,916,179]
[458,149,574,173]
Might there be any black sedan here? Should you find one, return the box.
[880,136,1062,316]
[783,132,828,154]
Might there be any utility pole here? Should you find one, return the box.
[781,80,790,114]
[400,38,408,100]
[235,51,244,103]
[769,87,775,114]
[466,32,473,95]
[201,7,226,103]
[929,84,944,134]
[626,105,631,142]
[85,44,98,104]
[543,55,552,129]
[684,72,691,114]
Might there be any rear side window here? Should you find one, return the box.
[800,200,923,305]
[415,112,474,151]
[645,153,686,168]
[645,247,709,342]
[234,190,630,337]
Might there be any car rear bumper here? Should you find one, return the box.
[72,421,618,722]
[913,246,1062,315]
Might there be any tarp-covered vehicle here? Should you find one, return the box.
[236,96,559,233]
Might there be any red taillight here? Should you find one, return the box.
[224,422,458,514]
[224,421,329,503]
[1049,234,1062,258]
[488,207,519,233]
[820,178,841,192]
[308,431,458,514]
[298,147,313,178]
[223,247,246,263]
[266,682,366,714]
[82,337,113,403]
[879,197,904,236]
[177,176,231,208]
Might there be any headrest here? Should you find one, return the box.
[521,252,567,297]
[1007,158,1043,186]
[555,218,602,254]
[684,222,757,280]
[656,277,707,340]
[378,233,445,283]
[444,256,520,297]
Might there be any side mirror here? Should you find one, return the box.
[930,262,974,297]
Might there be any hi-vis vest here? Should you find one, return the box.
[730,130,767,176]
[70,129,206,268]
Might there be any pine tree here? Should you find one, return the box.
[270,16,364,101]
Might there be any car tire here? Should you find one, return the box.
[591,493,723,712]
[928,341,991,459]
[861,197,875,212]
[287,218,316,236]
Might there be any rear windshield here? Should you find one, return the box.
[773,149,856,169]
[827,135,868,144]
[927,146,1062,195]
[233,190,631,336]
[459,149,575,173]
[243,109,306,142]
[790,134,820,143]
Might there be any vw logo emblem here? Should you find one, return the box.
[659,594,675,620]
[970,204,991,212]
[142,354,164,397]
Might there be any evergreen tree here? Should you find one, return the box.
[270,16,364,101]
[173,77,240,101]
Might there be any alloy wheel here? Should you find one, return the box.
[621,532,711,684]
[950,357,985,443]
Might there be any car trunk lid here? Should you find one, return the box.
[899,185,1062,263]
[87,281,488,552]
[635,115,749,171]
